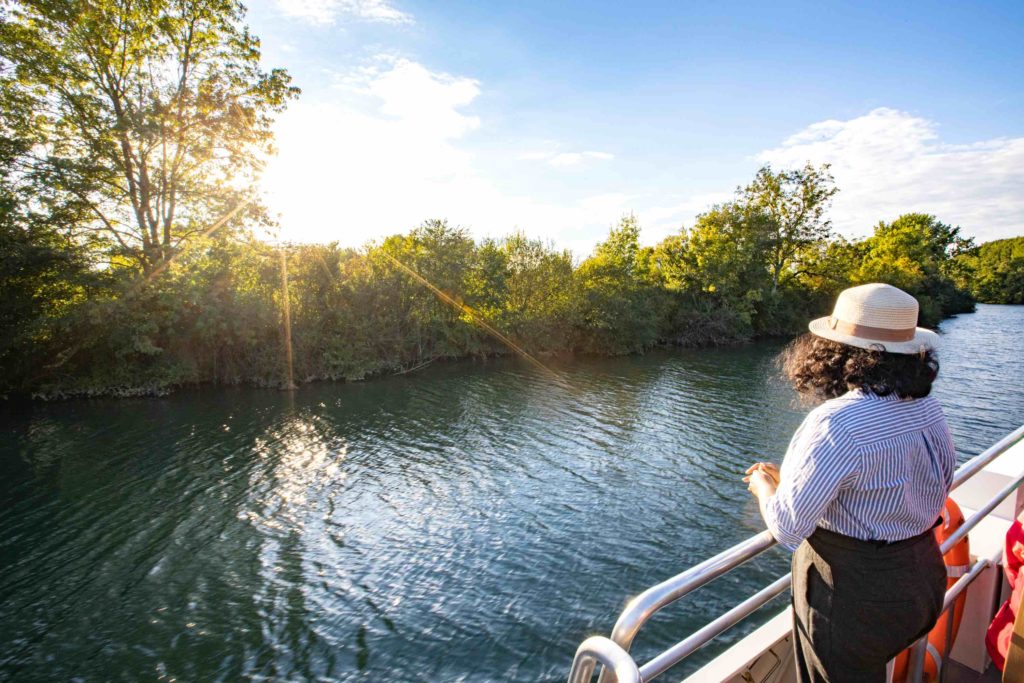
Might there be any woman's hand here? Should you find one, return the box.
[744,462,779,500]
[745,462,780,486]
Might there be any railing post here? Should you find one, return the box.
[940,601,955,683]
[908,635,929,682]
[568,636,641,683]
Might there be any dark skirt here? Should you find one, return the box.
[792,526,947,682]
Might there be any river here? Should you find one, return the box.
[2,304,1022,681]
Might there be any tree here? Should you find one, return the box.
[955,236,1024,305]
[0,198,99,396]
[367,220,480,363]
[498,232,576,352]
[575,215,658,353]
[0,0,298,274]
[741,163,838,291]
[0,63,105,395]
[658,202,770,298]
[650,203,776,343]
[854,214,974,325]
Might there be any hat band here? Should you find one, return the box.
[828,316,916,342]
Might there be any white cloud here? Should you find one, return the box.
[758,108,1024,242]
[519,150,615,168]
[347,0,411,23]
[550,151,614,167]
[275,0,412,25]
[363,59,480,138]
[261,58,634,256]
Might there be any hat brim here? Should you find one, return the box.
[808,316,940,354]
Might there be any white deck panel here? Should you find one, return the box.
[680,609,793,683]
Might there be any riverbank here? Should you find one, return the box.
[3,318,959,402]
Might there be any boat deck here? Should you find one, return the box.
[947,659,1001,683]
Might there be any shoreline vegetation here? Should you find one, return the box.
[5,199,1022,401]
[1,1,1022,400]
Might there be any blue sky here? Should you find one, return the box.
[245,0,1024,256]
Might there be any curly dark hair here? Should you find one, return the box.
[779,333,939,400]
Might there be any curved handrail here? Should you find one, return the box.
[638,574,792,681]
[589,423,1024,683]
[949,424,1024,490]
[597,531,777,683]
[942,466,1024,554]
[568,636,641,683]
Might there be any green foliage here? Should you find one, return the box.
[0,211,98,396]
[852,214,975,326]
[575,215,659,354]
[741,163,839,291]
[497,233,576,352]
[4,206,1010,398]
[647,203,761,344]
[0,0,298,274]
[955,237,1024,304]
[33,236,284,397]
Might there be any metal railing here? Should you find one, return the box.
[903,455,1024,681]
[568,638,641,683]
[572,424,1024,683]
[907,557,992,681]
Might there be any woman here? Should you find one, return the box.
[744,283,957,682]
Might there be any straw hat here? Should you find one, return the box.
[808,283,940,354]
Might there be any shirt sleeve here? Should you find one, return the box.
[763,410,860,551]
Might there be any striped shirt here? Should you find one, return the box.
[763,388,956,551]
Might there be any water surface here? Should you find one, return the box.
[2,304,1022,681]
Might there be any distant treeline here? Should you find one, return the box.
[5,160,1017,399]
[955,237,1024,305]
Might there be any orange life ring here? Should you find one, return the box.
[891,497,971,682]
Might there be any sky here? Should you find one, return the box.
[244,0,1024,257]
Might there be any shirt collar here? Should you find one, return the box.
[849,387,904,402]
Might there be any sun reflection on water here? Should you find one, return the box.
[241,417,349,533]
